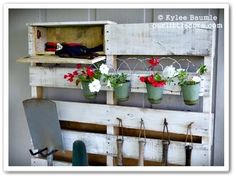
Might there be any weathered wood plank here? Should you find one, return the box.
[31,157,72,166]
[28,67,210,96]
[28,26,36,56]
[105,22,214,56]
[46,26,104,48]
[55,101,210,137]
[17,56,105,64]
[27,21,116,27]
[106,55,118,166]
[61,130,209,166]
[35,27,47,54]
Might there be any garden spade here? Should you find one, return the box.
[23,99,63,166]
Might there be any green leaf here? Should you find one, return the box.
[154,73,162,81]
[105,73,128,88]
[196,64,207,75]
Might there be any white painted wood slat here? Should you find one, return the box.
[60,130,209,166]
[105,22,214,56]
[29,67,210,96]
[55,101,210,137]
[27,21,116,27]
[31,157,72,166]
[18,56,106,64]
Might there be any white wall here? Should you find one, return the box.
[8,9,224,166]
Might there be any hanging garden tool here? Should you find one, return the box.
[161,118,170,166]
[138,118,146,166]
[116,118,124,166]
[185,122,194,166]
[23,99,63,166]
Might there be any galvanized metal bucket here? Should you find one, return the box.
[114,81,130,102]
[146,84,164,104]
[181,82,200,105]
[81,81,97,100]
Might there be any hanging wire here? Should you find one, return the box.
[138,118,146,144]
[185,122,194,146]
[162,118,170,144]
[116,118,124,141]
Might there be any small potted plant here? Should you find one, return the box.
[139,57,173,104]
[64,64,104,100]
[105,73,130,102]
[177,64,207,105]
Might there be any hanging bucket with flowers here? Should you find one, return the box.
[139,57,169,104]
[140,74,166,104]
[64,64,102,100]
[104,73,130,102]
[177,64,207,105]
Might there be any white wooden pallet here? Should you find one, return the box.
[20,21,216,167]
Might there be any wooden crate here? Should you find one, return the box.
[18,21,115,64]
[19,21,216,167]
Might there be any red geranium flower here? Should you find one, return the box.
[151,81,159,87]
[151,81,166,87]
[68,73,74,78]
[64,74,68,79]
[159,81,166,87]
[68,77,73,82]
[147,75,155,84]
[148,57,159,67]
[73,70,78,76]
[139,76,147,83]
[86,67,95,78]
[76,64,82,69]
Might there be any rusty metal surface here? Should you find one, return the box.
[23,99,63,151]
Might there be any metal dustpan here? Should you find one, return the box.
[23,99,63,164]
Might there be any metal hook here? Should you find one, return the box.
[185,122,194,146]
[29,147,58,157]
[162,118,170,144]
[138,118,146,144]
[116,117,124,141]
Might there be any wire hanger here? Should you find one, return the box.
[138,118,146,144]
[116,117,124,141]
[162,118,170,144]
[185,122,194,146]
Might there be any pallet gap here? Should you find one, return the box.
[112,157,182,166]
[114,126,202,143]
[60,121,107,134]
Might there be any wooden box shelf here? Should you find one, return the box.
[24,21,114,64]
[17,55,106,64]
